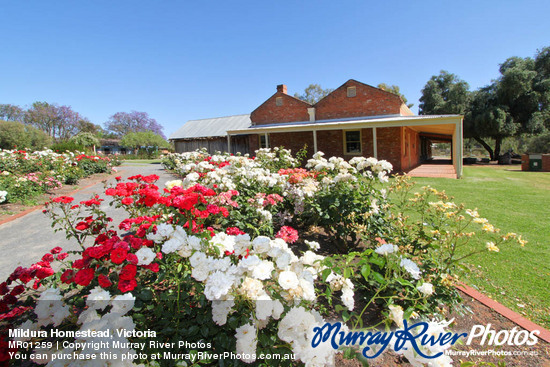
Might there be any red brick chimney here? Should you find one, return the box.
[276,84,287,94]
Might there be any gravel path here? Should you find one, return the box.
[0,162,176,280]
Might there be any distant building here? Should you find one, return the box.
[169,114,251,155]
[97,139,133,155]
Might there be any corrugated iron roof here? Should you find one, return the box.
[226,114,463,135]
[169,114,251,140]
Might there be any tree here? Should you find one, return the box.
[0,104,25,122]
[465,49,550,160]
[0,120,51,150]
[25,102,85,141]
[377,83,413,108]
[526,132,550,153]
[419,71,471,115]
[105,111,166,139]
[465,85,518,160]
[120,131,168,156]
[294,84,334,104]
[70,132,100,151]
[76,119,103,136]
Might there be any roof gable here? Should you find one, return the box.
[314,79,404,120]
[250,88,312,125]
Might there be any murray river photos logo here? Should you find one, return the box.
[311,321,540,359]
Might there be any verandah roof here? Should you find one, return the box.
[226,114,464,178]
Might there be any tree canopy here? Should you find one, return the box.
[24,102,87,141]
[0,120,51,150]
[105,111,166,139]
[419,71,471,115]
[418,55,550,160]
[293,84,334,104]
[120,131,169,150]
[0,104,25,122]
[70,132,100,148]
[377,83,413,108]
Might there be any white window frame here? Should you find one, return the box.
[260,134,270,148]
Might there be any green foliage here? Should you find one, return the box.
[121,131,168,149]
[422,47,550,161]
[293,84,334,104]
[419,70,471,115]
[525,132,550,153]
[51,140,85,153]
[70,132,100,147]
[0,120,51,150]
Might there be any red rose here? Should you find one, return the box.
[98,274,112,288]
[75,221,90,231]
[74,268,94,286]
[36,267,54,280]
[226,227,245,236]
[50,246,63,254]
[52,196,74,204]
[121,197,134,205]
[61,270,74,284]
[119,264,137,280]
[118,279,137,293]
[42,253,54,263]
[3,295,17,305]
[10,285,25,296]
[110,248,128,265]
[144,263,159,273]
[119,219,132,231]
[18,270,33,284]
[126,253,138,265]
[0,283,8,296]
[57,253,69,260]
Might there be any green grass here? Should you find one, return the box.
[410,165,550,328]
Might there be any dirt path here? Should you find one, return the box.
[0,162,175,281]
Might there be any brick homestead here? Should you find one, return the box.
[170,79,464,178]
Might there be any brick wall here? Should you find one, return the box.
[249,134,259,154]
[543,154,550,172]
[521,154,529,171]
[376,127,403,172]
[251,92,311,125]
[315,80,403,120]
[316,130,342,158]
[269,131,315,158]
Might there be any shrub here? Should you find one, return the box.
[0,120,51,150]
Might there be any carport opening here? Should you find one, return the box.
[420,134,453,164]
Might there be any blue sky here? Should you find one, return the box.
[1,0,549,137]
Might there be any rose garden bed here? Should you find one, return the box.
[0,148,533,366]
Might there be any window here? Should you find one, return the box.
[260,134,270,148]
[344,130,361,154]
[347,86,356,97]
[276,97,283,106]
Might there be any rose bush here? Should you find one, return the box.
[0,148,525,366]
[0,149,119,204]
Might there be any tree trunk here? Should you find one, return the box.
[473,137,494,160]
[494,137,502,161]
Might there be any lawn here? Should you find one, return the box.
[409,165,550,328]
